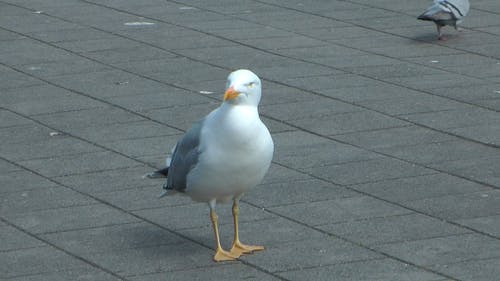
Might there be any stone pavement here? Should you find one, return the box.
[1,0,499,280]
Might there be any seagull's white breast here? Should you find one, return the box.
[186,105,274,202]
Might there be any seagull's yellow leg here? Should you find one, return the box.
[209,203,239,262]
[229,199,265,256]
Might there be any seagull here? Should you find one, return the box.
[418,0,470,40]
[144,69,274,262]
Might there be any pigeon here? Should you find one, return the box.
[144,69,274,262]
[418,0,470,40]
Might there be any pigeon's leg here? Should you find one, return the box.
[436,24,446,40]
[229,197,265,256]
[455,24,464,32]
[209,200,238,262]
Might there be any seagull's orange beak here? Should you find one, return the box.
[224,86,239,101]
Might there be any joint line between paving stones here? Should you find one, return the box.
[0,216,131,281]
[0,155,290,281]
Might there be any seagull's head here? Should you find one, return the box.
[223,69,262,106]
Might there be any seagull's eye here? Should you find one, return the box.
[247,82,255,88]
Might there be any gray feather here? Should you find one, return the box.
[418,0,469,26]
[165,118,204,192]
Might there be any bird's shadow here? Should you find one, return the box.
[413,32,462,43]
[114,223,212,258]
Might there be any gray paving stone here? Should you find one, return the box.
[449,124,500,146]
[319,83,418,103]
[278,258,445,281]
[55,38,143,53]
[247,178,359,208]
[456,214,500,237]
[0,68,44,91]
[431,257,500,281]
[242,236,381,273]
[180,217,326,250]
[272,131,379,170]
[319,213,471,246]
[403,190,500,221]
[0,225,44,251]
[255,62,344,81]
[291,110,409,136]
[112,57,204,75]
[134,201,274,231]
[94,185,193,211]
[17,150,140,178]
[71,120,181,143]
[53,165,155,194]
[40,222,184,254]
[473,98,500,111]
[345,62,448,78]
[1,186,96,215]
[128,264,281,281]
[261,97,361,121]
[2,0,500,280]
[33,107,145,132]
[1,84,107,116]
[144,101,219,130]
[309,157,435,185]
[46,69,159,98]
[240,35,327,50]
[4,203,140,234]
[425,83,500,102]
[269,195,411,227]
[0,136,104,161]
[260,163,312,185]
[27,27,113,43]
[0,13,81,34]
[83,242,215,276]
[400,107,500,131]
[357,94,471,116]
[1,123,40,148]
[259,85,314,106]
[19,59,113,79]
[375,139,500,165]
[102,135,179,158]
[333,125,456,150]
[0,169,59,193]
[351,173,491,203]
[428,156,500,187]
[383,73,485,91]
[0,109,34,128]
[4,267,123,281]
[283,73,378,91]
[0,246,88,279]
[374,233,500,267]
[0,41,76,66]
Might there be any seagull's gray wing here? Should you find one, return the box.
[165,118,205,192]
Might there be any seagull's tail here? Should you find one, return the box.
[142,167,169,179]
